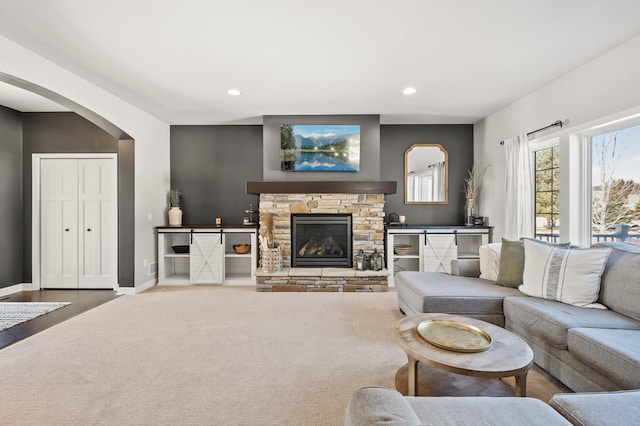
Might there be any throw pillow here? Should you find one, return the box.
[496,238,570,288]
[479,243,502,281]
[519,239,612,309]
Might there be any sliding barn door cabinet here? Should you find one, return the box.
[156,227,257,285]
[386,226,491,286]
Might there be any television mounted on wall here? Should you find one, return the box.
[280,124,360,171]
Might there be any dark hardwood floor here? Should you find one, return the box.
[0,289,120,350]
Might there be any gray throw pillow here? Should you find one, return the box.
[496,238,570,288]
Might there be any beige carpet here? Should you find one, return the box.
[0,287,567,425]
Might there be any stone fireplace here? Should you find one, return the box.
[260,192,385,267]
[247,181,396,292]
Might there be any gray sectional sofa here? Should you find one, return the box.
[395,241,640,393]
[345,241,640,425]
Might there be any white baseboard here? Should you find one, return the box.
[0,282,158,296]
[0,283,28,297]
[116,279,157,295]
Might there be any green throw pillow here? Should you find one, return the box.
[496,238,570,288]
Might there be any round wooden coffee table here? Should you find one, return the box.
[395,313,534,397]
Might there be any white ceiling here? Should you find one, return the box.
[1,0,640,125]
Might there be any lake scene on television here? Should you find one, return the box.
[280,124,361,171]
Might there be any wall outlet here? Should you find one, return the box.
[143,259,148,268]
[147,213,152,222]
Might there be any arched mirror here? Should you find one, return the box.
[405,144,448,204]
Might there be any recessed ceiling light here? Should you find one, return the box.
[403,87,417,95]
[227,89,241,96]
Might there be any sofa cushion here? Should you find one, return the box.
[550,390,640,426]
[406,396,571,425]
[345,387,422,426]
[593,242,640,322]
[479,243,501,281]
[504,296,640,349]
[519,240,611,308]
[567,328,640,389]
[396,271,522,317]
[496,238,570,288]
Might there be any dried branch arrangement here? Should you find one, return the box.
[168,189,182,207]
[463,164,488,201]
[259,212,274,249]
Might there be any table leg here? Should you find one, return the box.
[515,372,528,397]
[407,355,418,396]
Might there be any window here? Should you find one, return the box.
[591,124,640,243]
[534,145,560,242]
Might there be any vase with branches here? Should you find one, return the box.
[168,189,183,226]
[463,164,488,225]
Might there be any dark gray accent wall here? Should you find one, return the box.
[262,115,380,181]
[0,106,23,289]
[118,139,135,286]
[169,122,473,227]
[170,126,263,224]
[22,112,135,286]
[380,125,474,225]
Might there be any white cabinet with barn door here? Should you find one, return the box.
[156,227,257,285]
[386,226,491,286]
[39,157,117,289]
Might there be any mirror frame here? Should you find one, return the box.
[404,143,449,205]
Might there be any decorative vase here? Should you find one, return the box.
[465,198,475,226]
[168,206,182,226]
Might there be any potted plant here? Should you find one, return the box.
[168,189,183,226]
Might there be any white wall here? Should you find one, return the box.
[0,35,170,288]
[474,34,640,241]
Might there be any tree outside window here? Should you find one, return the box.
[591,125,640,243]
[535,146,560,241]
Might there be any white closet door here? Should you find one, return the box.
[78,159,117,289]
[40,157,117,289]
[40,159,79,288]
[190,233,224,284]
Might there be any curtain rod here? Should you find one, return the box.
[499,120,563,145]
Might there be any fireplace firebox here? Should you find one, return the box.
[291,214,352,267]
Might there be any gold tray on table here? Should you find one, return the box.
[417,320,492,353]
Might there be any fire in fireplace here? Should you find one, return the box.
[291,213,353,267]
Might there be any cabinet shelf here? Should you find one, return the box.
[163,254,190,258]
[225,253,252,258]
[161,273,190,284]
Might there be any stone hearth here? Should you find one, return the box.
[256,268,388,292]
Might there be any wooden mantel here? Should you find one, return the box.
[246,181,397,195]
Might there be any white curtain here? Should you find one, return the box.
[504,134,534,239]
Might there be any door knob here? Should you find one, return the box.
[87,228,92,232]
[65,228,69,232]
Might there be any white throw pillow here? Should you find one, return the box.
[479,243,502,281]
[519,240,612,309]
